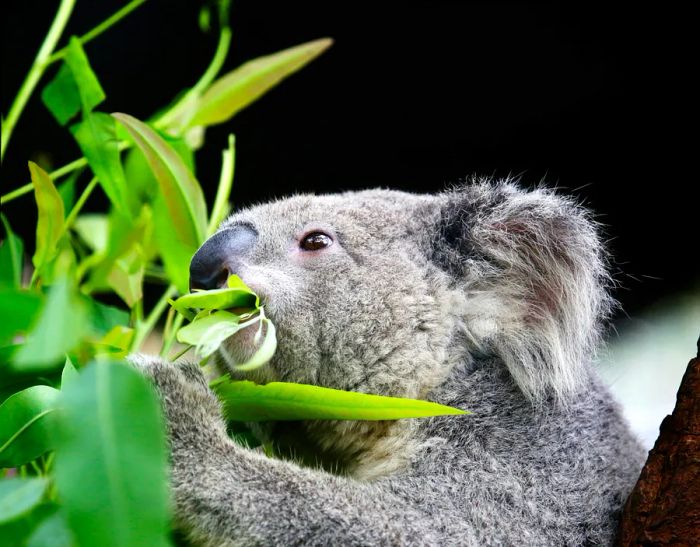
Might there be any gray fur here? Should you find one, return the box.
[133,179,645,545]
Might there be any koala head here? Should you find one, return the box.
[189,180,612,473]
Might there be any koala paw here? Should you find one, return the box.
[128,355,228,451]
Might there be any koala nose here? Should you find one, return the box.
[189,225,258,291]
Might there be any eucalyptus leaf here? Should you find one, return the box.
[0,290,43,347]
[0,478,48,524]
[188,38,333,127]
[73,213,109,253]
[41,63,82,125]
[0,214,24,289]
[173,287,257,315]
[60,357,79,390]
[233,318,277,371]
[13,279,89,372]
[176,311,242,358]
[207,134,235,236]
[113,113,207,293]
[27,509,74,547]
[212,380,469,422]
[0,385,61,468]
[107,245,144,308]
[63,37,106,115]
[54,361,170,547]
[29,162,65,275]
[71,112,131,215]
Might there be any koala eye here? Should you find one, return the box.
[300,232,333,251]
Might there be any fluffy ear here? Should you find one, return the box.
[431,179,614,403]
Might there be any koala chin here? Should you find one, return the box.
[136,179,646,546]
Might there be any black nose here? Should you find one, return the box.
[189,224,258,291]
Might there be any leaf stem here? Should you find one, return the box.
[1,142,129,204]
[1,0,76,162]
[161,314,184,357]
[47,0,148,64]
[207,134,236,236]
[153,18,232,131]
[60,176,99,238]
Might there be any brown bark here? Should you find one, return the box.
[616,343,700,546]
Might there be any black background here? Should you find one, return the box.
[2,1,696,320]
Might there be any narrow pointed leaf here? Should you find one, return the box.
[0,214,24,289]
[54,361,170,547]
[189,38,333,127]
[29,162,64,273]
[60,357,79,390]
[72,113,131,215]
[113,112,207,245]
[13,279,89,372]
[173,287,257,314]
[0,386,61,467]
[113,113,206,292]
[213,380,469,422]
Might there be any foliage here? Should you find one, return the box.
[0,1,465,544]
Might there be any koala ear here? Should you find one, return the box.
[431,179,614,403]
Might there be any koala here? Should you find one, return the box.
[134,179,646,546]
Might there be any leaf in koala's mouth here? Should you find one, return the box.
[170,275,276,368]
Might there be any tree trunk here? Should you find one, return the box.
[616,342,700,545]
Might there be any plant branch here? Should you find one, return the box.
[131,284,177,351]
[1,0,76,162]
[47,0,148,64]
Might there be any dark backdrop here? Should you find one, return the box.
[2,1,696,320]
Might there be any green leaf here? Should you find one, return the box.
[73,213,109,253]
[188,38,333,127]
[113,113,207,292]
[27,509,74,547]
[0,478,48,524]
[60,357,79,390]
[176,310,242,358]
[106,245,144,308]
[212,380,469,422]
[64,37,105,116]
[0,503,57,546]
[173,286,257,315]
[58,172,78,215]
[87,298,129,337]
[0,385,61,467]
[72,113,131,215]
[234,318,276,371]
[13,279,89,372]
[54,361,170,547]
[0,290,43,347]
[41,63,82,125]
[29,162,65,275]
[95,326,134,359]
[0,214,24,289]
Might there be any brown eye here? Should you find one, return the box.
[300,232,333,251]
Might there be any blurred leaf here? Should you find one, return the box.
[0,477,48,524]
[54,361,170,547]
[107,245,144,308]
[41,63,82,125]
[207,134,235,236]
[188,38,333,127]
[13,279,89,372]
[0,214,24,289]
[96,326,134,359]
[86,299,129,337]
[61,357,79,390]
[29,162,65,275]
[64,37,105,116]
[27,509,74,547]
[73,213,109,253]
[113,113,207,292]
[0,503,57,546]
[0,290,43,346]
[58,173,78,216]
[177,310,241,358]
[213,380,469,422]
[72,113,131,216]
[0,385,61,467]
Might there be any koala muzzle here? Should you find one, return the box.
[189,224,258,291]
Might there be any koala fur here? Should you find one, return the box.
[135,179,646,546]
